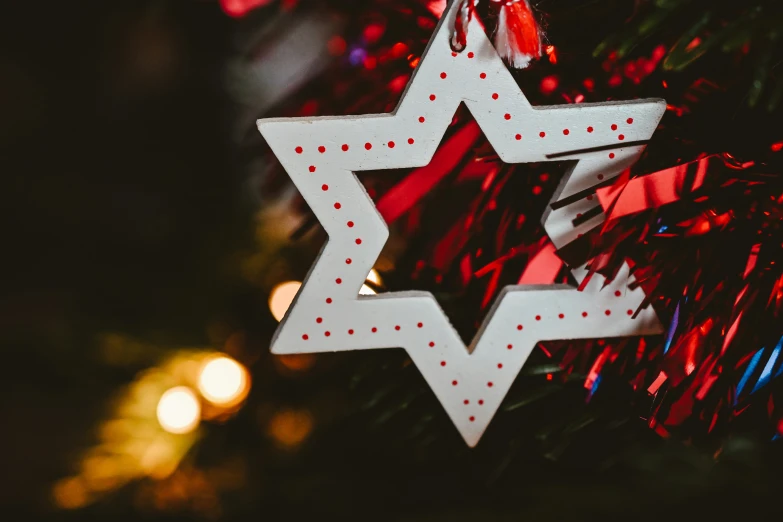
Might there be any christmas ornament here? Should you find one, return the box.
[258,0,666,446]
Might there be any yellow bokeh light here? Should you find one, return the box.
[52,477,89,510]
[156,387,200,435]
[366,269,381,285]
[269,281,301,322]
[197,356,249,406]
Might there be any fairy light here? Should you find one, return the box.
[156,387,200,435]
[269,281,302,322]
[197,356,249,407]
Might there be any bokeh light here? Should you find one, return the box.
[197,356,249,407]
[269,281,301,321]
[157,387,200,434]
[268,409,314,449]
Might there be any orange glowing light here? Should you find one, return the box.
[197,356,249,407]
[53,477,89,510]
[157,387,200,434]
[268,409,314,449]
[269,281,301,322]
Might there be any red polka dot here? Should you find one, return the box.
[365,142,372,150]
[395,325,400,331]
[316,317,323,323]
[582,312,588,317]
[507,344,513,350]
[618,134,625,141]
[515,134,522,140]
[609,153,615,159]
[598,174,604,180]
[451,52,457,57]
[348,329,354,335]
[468,52,475,58]
[478,400,484,405]
[605,310,612,316]
[342,144,349,151]
[469,416,475,422]
[429,341,435,347]
[325,331,331,337]
[345,258,352,264]
[321,184,328,191]
[492,93,499,100]
[627,118,634,124]
[335,278,342,284]
[611,124,618,131]
[535,315,541,321]
[464,399,469,405]
[517,324,523,330]
[318,146,326,153]
[480,72,487,79]
[587,126,594,133]
[417,322,423,328]
[326,298,332,304]
[615,290,622,297]
[497,363,503,369]
[388,141,395,148]
[504,113,511,120]
[334,202,341,209]
[372,327,377,333]
[295,146,303,154]
[440,361,446,367]
[452,380,458,386]
[419,116,425,123]
[408,138,414,144]
[429,94,436,101]
[347,221,354,228]
[487,382,493,387]
[539,132,546,138]
[308,165,316,173]
[302,334,309,340]
[355,238,362,245]
[563,129,570,135]
[440,72,447,79]
[558,313,564,319]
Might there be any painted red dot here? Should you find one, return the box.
[419,116,425,123]
[515,134,522,140]
[627,309,634,316]
[345,258,352,264]
[611,124,618,131]
[480,72,487,79]
[609,153,616,159]
[451,52,457,57]
[535,315,541,321]
[440,72,447,79]
[408,138,414,144]
[487,382,494,387]
[372,327,377,333]
[385,141,394,149]
[605,310,612,316]
[587,126,594,133]
[429,341,435,347]
[355,238,362,245]
[365,142,372,150]
[429,94,436,101]
[395,325,400,331]
[492,93,499,100]
[478,400,484,405]
[464,399,469,405]
[440,361,446,367]
[325,331,331,337]
[627,118,634,124]
[342,144,349,151]
[326,298,332,304]
[618,134,625,141]
[507,344,513,350]
[348,329,354,335]
[615,290,622,297]
[318,146,326,153]
[498,363,503,369]
[347,221,354,228]
[539,132,546,138]
[563,129,570,135]
[558,313,564,319]
[309,165,316,173]
[582,312,588,317]
[452,380,458,386]
[316,317,323,323]
[517,324,523,330]
[417,322,423,328]
[468,52,475,58]
[334,202,341,209]
[295,146,303,154]
[504,113,511,120]
[598,174,604,180]
[335,278,342,284]
[469,416,475,422]
[321,184,328,191]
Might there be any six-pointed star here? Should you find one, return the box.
[257,0,666,446]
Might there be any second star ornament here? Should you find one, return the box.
[257,0,666,447]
